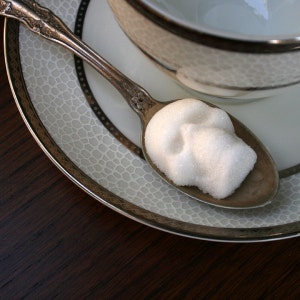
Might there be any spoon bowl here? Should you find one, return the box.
[139,98,278,209]
[0,0,279,208]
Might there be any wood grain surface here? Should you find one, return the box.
[1,17,300,299]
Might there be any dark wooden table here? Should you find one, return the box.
[1,16,300,299]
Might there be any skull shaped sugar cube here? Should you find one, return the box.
[145,98,257,199]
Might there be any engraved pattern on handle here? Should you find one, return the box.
[0,0,159,119]
[0,0,72,38]
[121,82,157,114]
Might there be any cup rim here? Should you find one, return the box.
[126,0,300,54]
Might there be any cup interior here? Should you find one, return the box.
[143,0,300,39]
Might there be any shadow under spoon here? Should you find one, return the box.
[1,0,279,209]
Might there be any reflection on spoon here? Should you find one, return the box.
[0,0,279,208]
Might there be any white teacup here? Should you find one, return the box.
[108,0,300,100]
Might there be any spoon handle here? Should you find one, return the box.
[0,0,158,118]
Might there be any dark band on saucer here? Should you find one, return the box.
[74,0,144,159]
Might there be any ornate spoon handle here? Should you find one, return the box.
[0,0,158,118]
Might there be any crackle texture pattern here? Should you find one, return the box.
[15,0,300,232]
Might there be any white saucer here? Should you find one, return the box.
[5,0,300,241]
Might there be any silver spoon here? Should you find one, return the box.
[1,0,279,209]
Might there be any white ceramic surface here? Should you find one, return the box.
[5,0,300,241]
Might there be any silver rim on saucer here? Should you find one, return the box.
[4,0,300,242]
